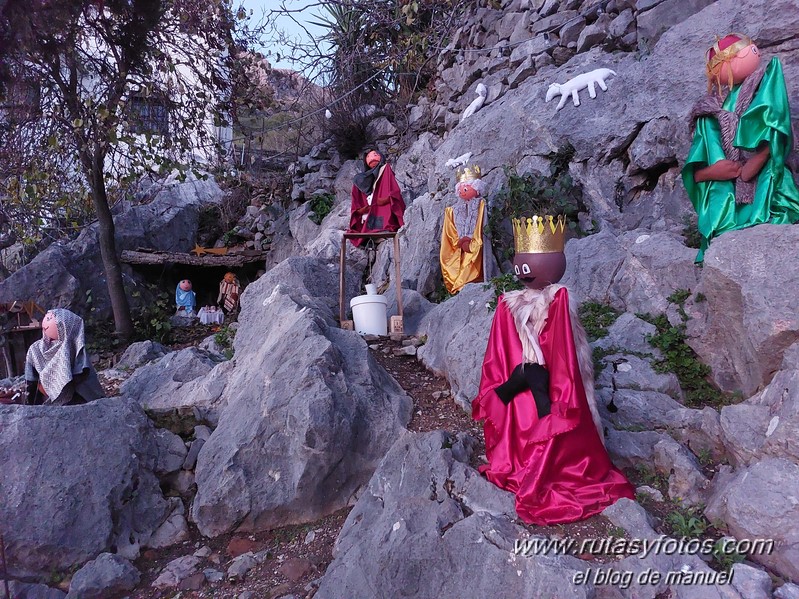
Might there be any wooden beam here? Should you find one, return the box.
[121,249,269,267]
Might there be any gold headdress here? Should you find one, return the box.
[512,215,566,254]
[705,33,753,94]
[456,164,481,183]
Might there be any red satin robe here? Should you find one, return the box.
[347,163,406,247]
[472,288,634,525]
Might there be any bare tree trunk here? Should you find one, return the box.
[88,155,134,339]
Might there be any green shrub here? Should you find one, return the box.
[638,289,736,408]
[488,144,588,260]
[483,272,524,312]
[308,193,335,225]
[666,506,708,538]
[214,325,236,359]
[579,302,622,341]
[132,289,173,344]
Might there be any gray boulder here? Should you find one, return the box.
[688,225,799,396]
[416,284,495,412]
[719,363,799,466]
[705,458,799,581]
[383,286,435,336]
[119,347,223,417]
[653,437,710,506]
[0,397,171,578]
[595,353,682,400]
[315,430,593,599]
[65,553,140,599]
[7,581,66,599]
[392,132,442,199]
[592,312,660,358]
[562,229,700,315]
[191,257,412,536]
[605,428,674,469]
[115,340,169,371]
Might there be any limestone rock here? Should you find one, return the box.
[372,193,447,297]
[116,340,169,371]
[417,285,495,412]
[705,458,799,581]
[653,437,710,506]
[562,229,700,315]
[120,347,223,417]
[688,225,799,396]
[152,555,201,589]
[65,553,140,599]
[314,431,593,599]
[191,257,412,536]
[0,398,171,577]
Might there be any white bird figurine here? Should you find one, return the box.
[545,68,617,111]
[460,83,487,122]
[445,152,473,169]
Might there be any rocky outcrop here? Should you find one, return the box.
[120,347,227,419]
[687,225,799,396]
[65,553,140,599]
[718,354,799,467]
[191,257,412,536]
[0,397,172,578]
[706,458,799,581]
[561,229,700,315]
[416,284,495,412]
[315,430,595,599]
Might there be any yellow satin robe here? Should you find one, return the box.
[440,199,485,294]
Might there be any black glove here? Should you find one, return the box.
[523,363,552,418]
[495,364,528,405]
[25,380,44,405]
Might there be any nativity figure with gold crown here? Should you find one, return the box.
[683,32,799,263]
[471,215,634,525]
[439,164,491,294]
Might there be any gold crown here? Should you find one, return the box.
[512,215,566,254]
[456,164,481,183]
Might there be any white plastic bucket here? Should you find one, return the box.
[350,292,388,336]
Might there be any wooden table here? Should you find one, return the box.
[339,231,403,337]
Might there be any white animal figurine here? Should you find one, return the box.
[460,83,487,122]
[545,68,617,111]
[445,152,473,169]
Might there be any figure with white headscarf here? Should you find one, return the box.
[24,308,104,405]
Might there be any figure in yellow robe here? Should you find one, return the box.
[440,164,490,294]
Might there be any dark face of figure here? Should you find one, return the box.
[365,150,382,168]
[513,252,566,289]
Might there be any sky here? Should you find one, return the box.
[240,0,327,72]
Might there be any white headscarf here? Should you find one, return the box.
[25,308,92,401]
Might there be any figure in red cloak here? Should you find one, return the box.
[347,149,406,247]
[472,216,634,525]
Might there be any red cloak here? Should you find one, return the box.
[472,288,634,525]
[347,163,406,247]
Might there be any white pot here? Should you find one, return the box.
[350,293,388,336]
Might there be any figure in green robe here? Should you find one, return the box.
[682,34,799,263]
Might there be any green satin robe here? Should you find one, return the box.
[682,57,799,263]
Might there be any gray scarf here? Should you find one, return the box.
[452,198,481,237]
